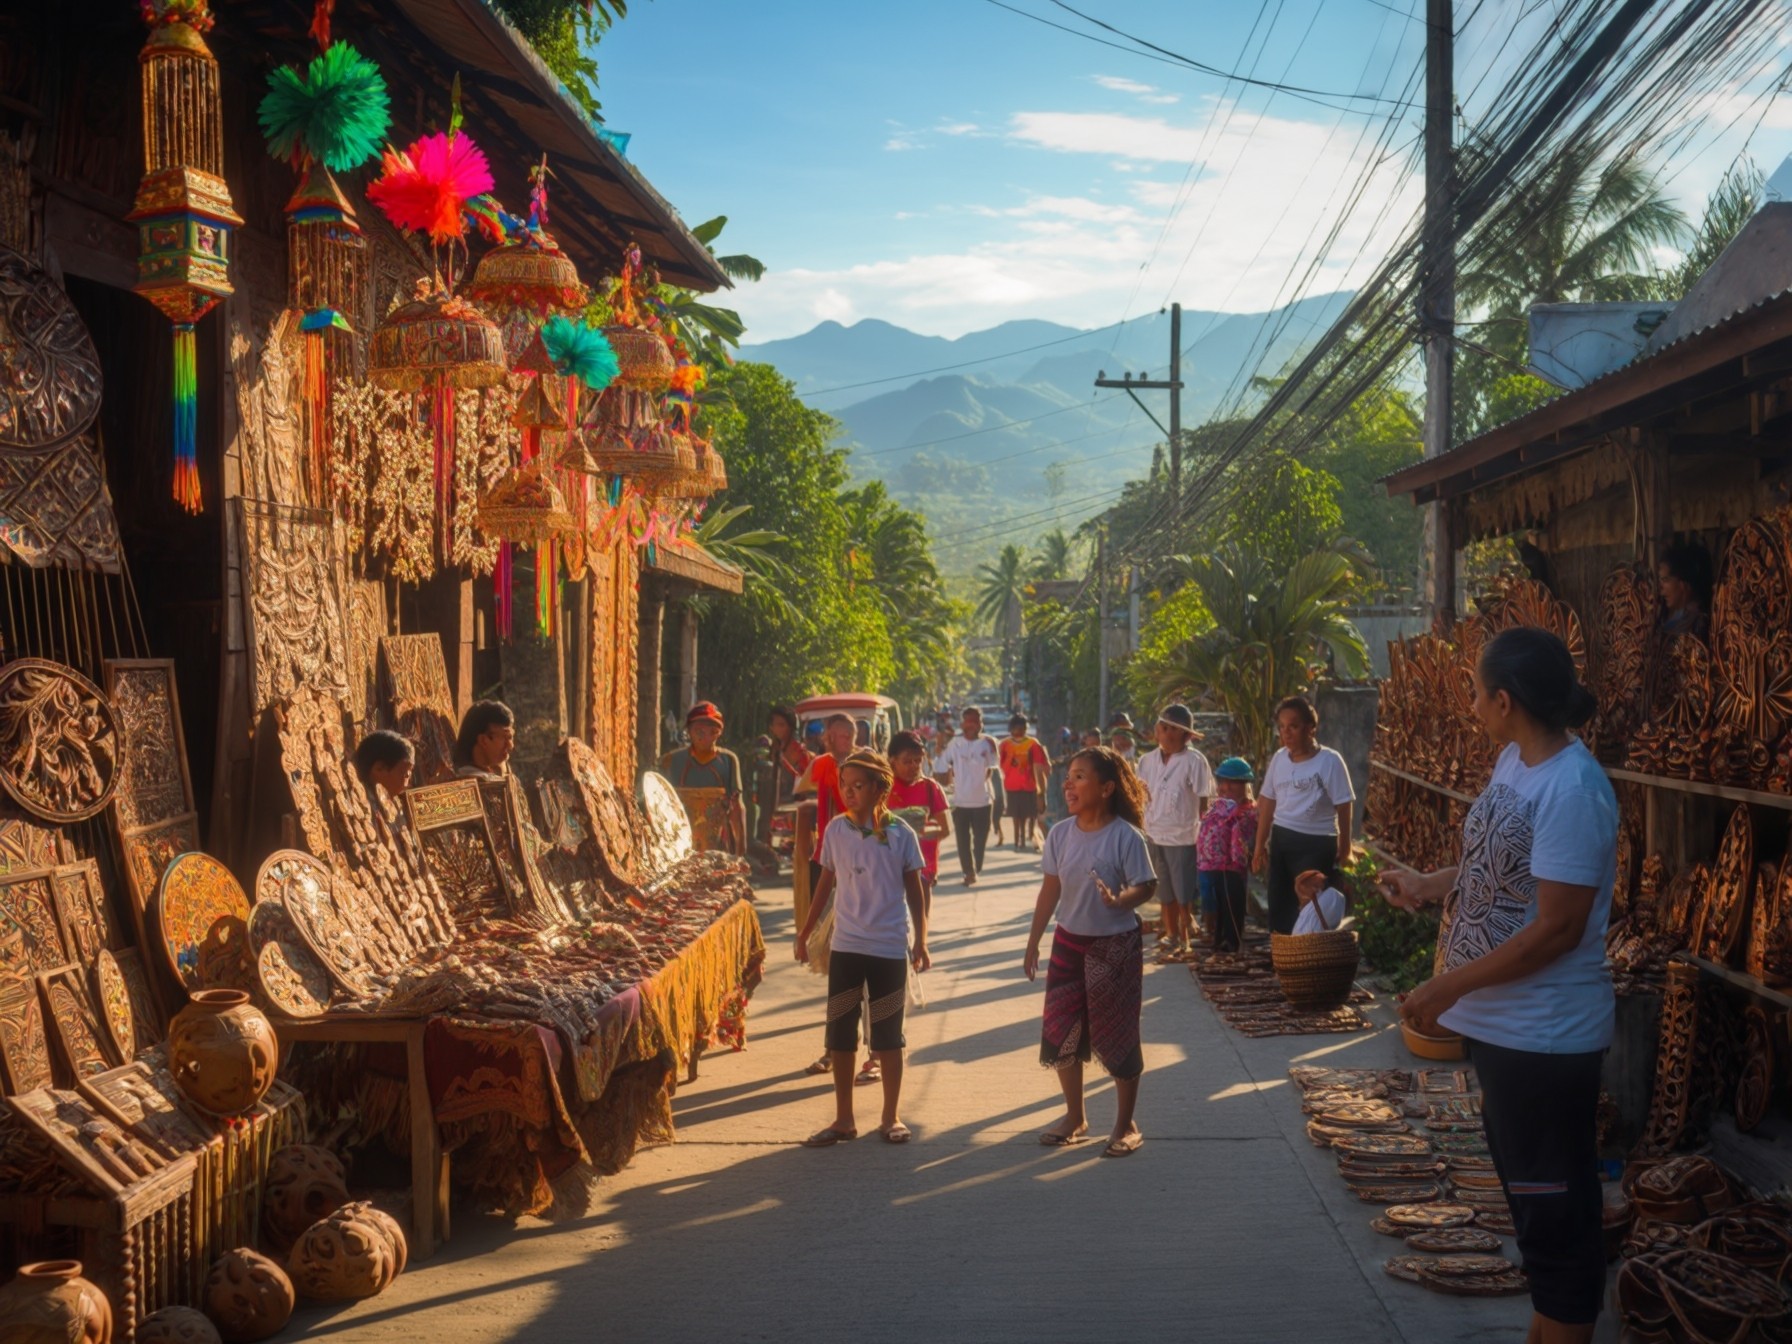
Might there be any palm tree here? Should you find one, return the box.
[1031,528,1074,582]
[976,544,1028,691]
[1155,543,1369,767]
[840,482,959,705]
[687,503,794,618]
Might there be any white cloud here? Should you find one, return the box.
[736,102,1421,341]
[938,121,984,136]
[884,132,922,152]
[1093,74,1180,105]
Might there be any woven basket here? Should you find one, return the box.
[1271,928,1359,1011]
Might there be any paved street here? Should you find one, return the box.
[292,844,1552,1343]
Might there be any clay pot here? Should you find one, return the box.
[0,1261,113,1343]
[202,1248,293,1344]
[288,1202,401,1302]
[356,1203,410,1276]
[137,1306,223,1344]
[167,989,278,1117]
[263,1143,349,1250]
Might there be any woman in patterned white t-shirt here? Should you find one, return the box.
[1382,627,1615,1342]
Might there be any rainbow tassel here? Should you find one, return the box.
[535,540,555,637]
[495,543,513,641]
[172,323,202,513]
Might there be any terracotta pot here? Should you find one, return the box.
[0,1261,113,1343]
[167,989,278,1116]
[138,1305,223,1344]
[288,1202,400,1302]
[356,1203,410,1276]
[202,1248,293,1344]
[263,1144,349,1250]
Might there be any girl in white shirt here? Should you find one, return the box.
[796,750,931,1146]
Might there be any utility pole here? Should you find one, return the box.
[1096,302,1185,506]
[1096,525,1110,729]
[1420,0,1456,621]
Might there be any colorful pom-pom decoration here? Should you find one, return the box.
[259,41,391,172]
[366,131,496,245]
[540,316,620,394]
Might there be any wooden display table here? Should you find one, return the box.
[274,1014,448,1257]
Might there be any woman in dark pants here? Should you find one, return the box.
[1250,696,1354,933]
[1384,627,1616,1343]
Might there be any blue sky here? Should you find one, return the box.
[596,1,1792,341]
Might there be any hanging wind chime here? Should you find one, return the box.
[364,106,508,566]
[259,38,391,507]
[128,0,242,514]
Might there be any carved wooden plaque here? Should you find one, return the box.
[103,659,194,832]
[0,868,67,976]
[0,802,63,875]
[39,962,115,1080]
[79,1056,211,1158]
[236,499,351,714]
[405,780,508,924]
[111,948,164,1052]
[91,948,134,1064]
[9,1086,164,1194]
[50,860,116,965]
[0,659,122,822]
[0,246,102,449]
[0,966,51,1093]
[119,811,201,918]
[379,634,457,783]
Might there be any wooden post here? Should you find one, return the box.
[676,601,698,716]
[638,589,664,776]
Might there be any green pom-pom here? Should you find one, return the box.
[260,42,391,172]
[541,316,620,393]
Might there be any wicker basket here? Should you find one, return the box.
[1270,929,1359,1011]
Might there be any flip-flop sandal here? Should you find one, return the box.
[803,1127,858,1148]
[1102,1134,1144,1158]
[1039,1127,1090,1147]
[856,1062,883,1085]
[881,1123,911,1144]
[803,1055,832,1076]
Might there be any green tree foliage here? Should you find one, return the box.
[697,363,958,729]
[1152,544,1369,766]
[1122,582,1212,708]
[1030,528,1075,582]
[1665,158,1764,297]
[975,543,1028,686]
[1305,386,1423,597]
[492,0,626,122]
[1455,142,1690,438]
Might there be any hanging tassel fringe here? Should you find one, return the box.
[496,543,513,641]
[303,328,330,507]
[535,540,556,638]
[172,323,202,513]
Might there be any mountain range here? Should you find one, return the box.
[738,290,1354,579]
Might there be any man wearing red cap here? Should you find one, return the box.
[659,701,746,854]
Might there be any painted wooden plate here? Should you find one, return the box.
[152,852,252,991]
[1319,1099,1406,1127]
[1416,1265,1528,1296]
[1405,1228,1504,1254]
[1354,1183,1441,1205]
[1387,1203,1476,1229]
[256,939,332,1020]
[91,948,134,1064]
[257,848,376,997]
[1369,1216,1411,1239]
[1332,1132,1434,1158]
[1383,1255,1432,1283]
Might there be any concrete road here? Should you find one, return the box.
[291,842,1569,1343]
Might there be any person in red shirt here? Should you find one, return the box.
[888,731,950,920]
[999,714,1051,852]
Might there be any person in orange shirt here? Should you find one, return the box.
[999,714,1051,852]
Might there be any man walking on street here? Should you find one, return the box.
[938,706,1000,886]
[1135,703,1216,958]
[998,714,1050,851]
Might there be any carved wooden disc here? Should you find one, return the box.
[257,939,332,1020]
[91,948,135,1065]
[0,247,102,450]
[1387,1203,1476,1229]
[1405,1228,1504,1254]
[257,848,376,997]
[0,659,123,823]
[1699,806,1753,963]
[639,771,693,873]
[153,852,253,991]
[565,736,641,887]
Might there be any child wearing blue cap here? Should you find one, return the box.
[1196,757,1258,952]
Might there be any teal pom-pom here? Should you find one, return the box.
[541,316,620,393]
[260,42,391,172]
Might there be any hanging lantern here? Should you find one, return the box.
[478,463,573,544]
[467,156,586,361]
[261,40,390,507]
[128,0,242,514]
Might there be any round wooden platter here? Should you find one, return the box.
[1475,1210,1518,1235]
[1416,1264,1528,1297]
[1339,1159,1449,1183]
[257,848,377,998]
[0,658,122,822]
[1317,1099,1405,1128]
[1387,1203,1477,1230]
[91,949,134,1064]
[1332,1132,1434,1159]
[1383,1254,1432,1284]
[1370,1216,1412,1239]
[1405,1228,1504,1254]
[1353,1183,1442,1205]
[256,938,333,1020]
[153,851,253,992]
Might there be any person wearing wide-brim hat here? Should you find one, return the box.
[1136,703,1217,958]
[1198,756,1259,953]
[1107,711,1137,761]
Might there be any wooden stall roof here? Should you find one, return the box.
[1383,288,1792,506]
[643,540,744,594]
[225,0,731,293]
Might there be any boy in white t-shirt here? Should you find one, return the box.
[1292,869,1348,934]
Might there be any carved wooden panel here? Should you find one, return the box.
[39,962,115,1080]
[478,775,571,926]
[8,1086,163,1194]
[0,868,67,976]
[0,966,51,1093]
[0,432,123,572]
[236,499,352,714]
[345,577,387,731]
[50,859,117,965]
[104,659,195,832]
[0,659,122,822]
[0,245,101,450]
[404,779,508,924]
[588,536,639,784]
[79,1057,211,1158]
[379,634,456,783]
[0,802,65,875]
[229,308,306,510]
